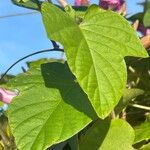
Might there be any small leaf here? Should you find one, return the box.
[143,0,150,27]
[26,58,64,69]
[134,121,150,144]
[27,58,49,69]
[11,0,40,10]
[143,10,150,27]
[115,88,145,114]
[79,119,135,150]
[7,62,96,150]
[19,0,30,2]
[41,3,148,118]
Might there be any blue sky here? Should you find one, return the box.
[0,0,144,75]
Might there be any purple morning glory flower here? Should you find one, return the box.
[146,29,150,35]
[138,23,150,36]
[99,0,124,11]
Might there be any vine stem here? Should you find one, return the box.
[0,128,10,147]
[129,103,150,111]
[0,48,64,81]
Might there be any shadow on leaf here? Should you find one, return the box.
[41,62,97,120]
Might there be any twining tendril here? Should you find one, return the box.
[0,47,64,82]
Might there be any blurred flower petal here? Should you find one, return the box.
[146,29,150,35]
[0,88,18,104]
[99,0,124,11]
[137,23,150,36]
[141,34,150,49]
[75,0,89,6]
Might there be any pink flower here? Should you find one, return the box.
[99,0,124,11]
[75,0,89,6]
[0,88,18,104]
[146,29,150,35]
[75,0,81,6]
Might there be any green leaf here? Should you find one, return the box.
[143,0,150,27]
[140,143,150,150]
[7,62,96,150]
[49,141,67,150]
[20,0,30,2]
[26,58,64,69]
[67,135,79,150]
[115,88,145,114]
[26,58,49,69]
[65,5,76,20]
[41,3,148,118]
[134,122,150,144]
[79,119,135,150]
[143,10,150,27]
[65,5,85,24]
[143,0,150,13]
[11,0,40,10]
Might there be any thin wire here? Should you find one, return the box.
[0,11,38,19]
[0,48,64,81]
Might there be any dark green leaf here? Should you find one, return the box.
[128,13,144,23]
[143,10,150,27]
[11,0,41,10]
[143,0,150,27]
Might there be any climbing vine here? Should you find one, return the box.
[0,0,150,150]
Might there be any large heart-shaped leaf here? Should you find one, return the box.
[79,119,135,150]
[7,62,96,150]
[41,3,148,118]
